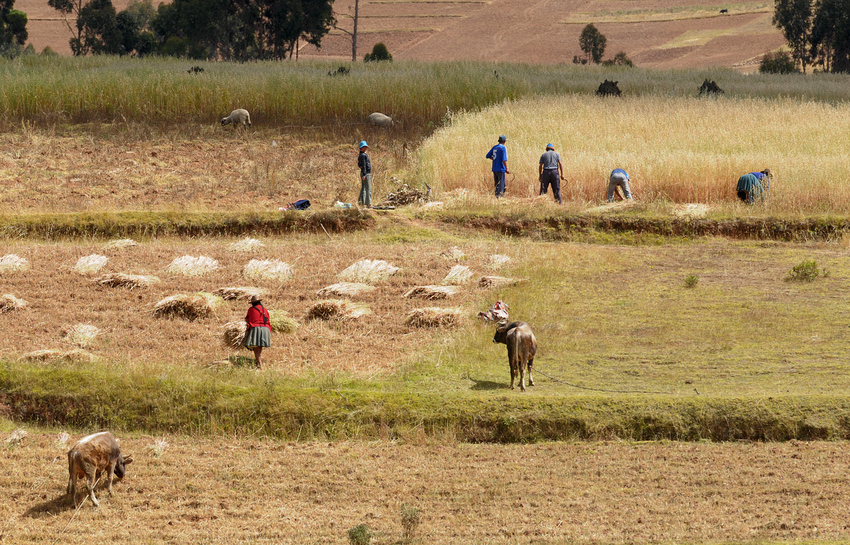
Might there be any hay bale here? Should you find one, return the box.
[221,321,248,350]
[21,349,97,365]
[403,285,460,300]
[306,299,371,321]
[269,310,298,333]
[316,282,376,298]
[104,238,138,250]
[0,294,27,313]
[73,254,108,275]
[228,237,266,252]
[153,292,224,321]
[440,247,465,261]
[60,323,100,347]
[405,307,462,328]
[95,272,160,289]
[441,265,473,285]
[489,254,511,269]
[165,255,221,277]
[243,259,293,282]
[212,286,267,301]
[0,254,29,274]
[337,259,399,285]
[479,275,520,289]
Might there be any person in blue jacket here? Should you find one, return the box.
[607,168,633,202]
[486,135,510,197]
[736,169,771,203]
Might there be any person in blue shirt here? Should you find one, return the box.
[736,168,771,204]
[607,168,633,202]
[357,140,372,207]
[485,135,510,197]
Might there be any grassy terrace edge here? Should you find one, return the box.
[3,362,850,442]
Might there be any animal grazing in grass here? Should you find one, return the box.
[368,112,393,127]
[67,431,133,507]
[493,320,537,391]
[720,8,728,13]
[221,109,252,128]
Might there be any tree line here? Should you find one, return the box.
[773,0,850,72]
[38,0,335,59]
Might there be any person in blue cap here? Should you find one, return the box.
[538,143,565,204]
[736,168,771,204]
[607,168,633,202]
[357,140,372,207]
[485,135,510,197]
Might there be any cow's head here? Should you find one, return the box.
[114,453,133,479]
[493,320,511,344]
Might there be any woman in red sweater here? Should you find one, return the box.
[245,295,271,368]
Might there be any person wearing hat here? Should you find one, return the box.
[485,135,510,197]
[357,140,372,208]
[244,294,271,369]
[538,143,565,204]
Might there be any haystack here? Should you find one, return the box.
[228,237,266,252]
[73,254,108,275]
[441,265,473,285]
[212,286,267,301]
[103,238,138,250]
[269,310,298,333]
[0,294,27,313]
[243,259,293,282]
[337,259,399,285]
[153,292,224,321]
[95,273,160,289]
[405,307,463,328]
[479,275,521,289]
[221,321,247,350]
[0,254,29,274]
[306,299,371,321]
[165,255,220,277]
[21,349,97,365]
[403,285,460,300]
[60,323,100,347]
[316,282,376,298]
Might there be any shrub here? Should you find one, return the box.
[684,274,699,288]
[401,504,421,542]
[602,51,634,67]
[787,259,823,282]
[364,42,392,62]
[348,524,371,545]
[760,51,798,74]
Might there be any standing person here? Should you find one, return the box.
[485,135,510,197]
[607,168,633,202]
[538,143,565,204]
[244,295,271,369]
[357,140,372,208]
[736,169,771,204]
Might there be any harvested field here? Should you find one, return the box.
[95,273,160,289]
[3,431,850,544]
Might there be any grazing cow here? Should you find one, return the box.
[720,8,728,13]
[493,320,537,391]
[67,431,133,507]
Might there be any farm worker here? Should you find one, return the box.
[736,169,771,204]
[538,143,565,204]
[607,168,633,202]
[357,140,372,208]
[486,135,510,198]
[244,294,271,369]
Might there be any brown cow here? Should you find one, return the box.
[493,320,537,391]
[67,431,133,507]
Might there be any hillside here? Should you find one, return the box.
[18,0,785,71]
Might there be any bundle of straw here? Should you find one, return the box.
[405,307,463,328]
[221,321,248,350]
[103,238,138,250]
[0,254,29,274]
[243,259,293,282]
[228,237,266,252]
[165,255,221,277]
[403,285,460,300]
[489,254,511,269]
[269,310,298,333]
[73,254,108,275]
[153,292,224,321]
[21,349,97,365]
[440,247,465,261]
[0,294,27,313]
[479,276,521,289]
[441,265,473,285]
[60,323,100,347]
[316,282,376,298]
[306,299,371,321]
[212,286,267,301]
[337,259,400,285]
[95,273,160,289]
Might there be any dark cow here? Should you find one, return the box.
[67,431,133,507]
[720,8,728,13]
[493,320,537,391]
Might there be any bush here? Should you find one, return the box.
[787,259,823,282]
[401,504,421,542]
[348,524,371,545]
[760,51,798,74]
[684,274,699,288]
[364,42,392,62]
[602,51,634,67]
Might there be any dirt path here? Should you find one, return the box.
[4,432,849,544]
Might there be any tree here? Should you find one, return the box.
[0,0,27,54]
[759,50,798,72]
[809,0,850,72]
[579,24,606,64]
[75,0,122,55]
[333,0,360,62]
[601,51,634,67]
[772,0,813,72]
[364,41,391,62]
[261,0,335,59]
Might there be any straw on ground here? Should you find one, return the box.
[212,286,267,301]
[316,283,376,298]
[403,285,461,300]
[405,307,463,328]
[103,238,138,250]
[229,237,266,252]
[489,254,511,269]
[479,275,521,289]
[60,323,100,347]
[269,310,298,333]
[0,255,29,274]
[0,294,27,313]
[153,292,225,321]
[165,255,221,277]
[20,349,97,365]
[95,273,160,289]
[337,260,399,285]
[306,300,372,321]
[73,254,108,275]
[243,259,293,282]
[221,321,248,350]
[441,265,473,285]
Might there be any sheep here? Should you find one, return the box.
[368,112,393,127]
[221,109,252,128]
[67,431,133,507]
